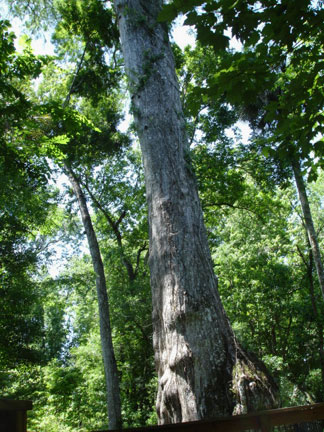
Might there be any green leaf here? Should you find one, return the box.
[262,147,270,157]
[158,4,178,22]
[41,134,69,145]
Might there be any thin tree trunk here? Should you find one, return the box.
[114,0,277,423]
[305,244,324,401]
[65,164,122,430]
[291,156,324,302]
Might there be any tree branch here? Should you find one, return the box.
[63,42,89,109]
[82,180,136,281]
[202,200,266,223]
[134,242,148,277]
[296,244,309,269]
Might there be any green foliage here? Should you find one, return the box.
[35,250,156,430]
[109,273,156,427]
[159,0,206,23]
[163,0,324,182]
[53,0,118,50]
[51,0,121,103]
[193,143,245,211]
[0,20,63,367]
[0,20,47,138]
[205,175,324,404]
[0,273,44,366]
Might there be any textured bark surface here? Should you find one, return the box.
[232,351,278,415]
[114,0,277,423]
[65,166,122,430]
[291,157,324,302]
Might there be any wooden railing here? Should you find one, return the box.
[0,399,33,432]
[1,399,323,432]
[93,403,324,432]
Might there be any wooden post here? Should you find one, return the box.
[0,399,33,432]
[258,414,272,432]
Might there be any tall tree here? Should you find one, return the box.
[32,5,127,424]
[65,166,122,429]
[290,157,324,302]
[58,39,124,427]
[114,0,276,423]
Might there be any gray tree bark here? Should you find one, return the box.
[65,165,122,430]
[291,156,324,302]
[114,0,277,423]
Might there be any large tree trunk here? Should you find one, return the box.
[114,0,277,423]
[65,164,122,430]
[291,156,324,302]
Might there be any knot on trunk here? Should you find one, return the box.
[232,350,279,415]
